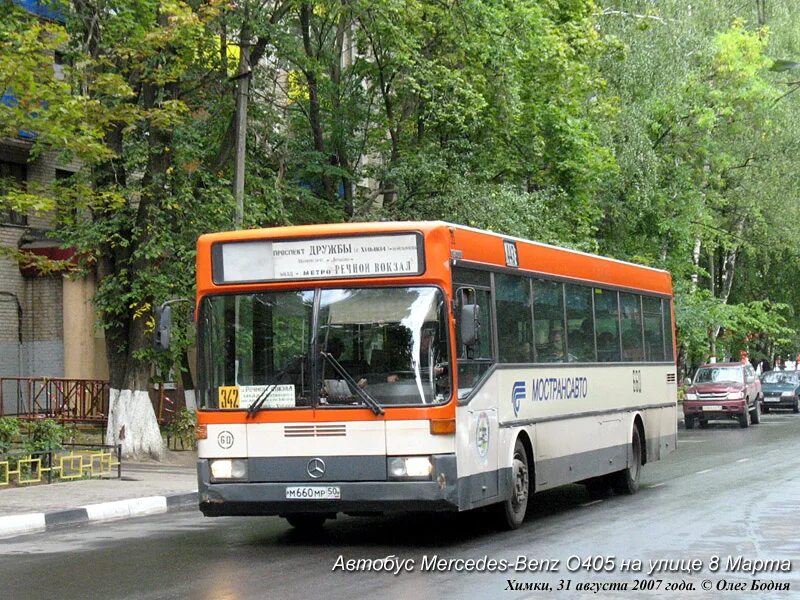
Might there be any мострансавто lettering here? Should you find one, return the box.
[531,377,588,401]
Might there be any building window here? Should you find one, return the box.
[0,160,28,226]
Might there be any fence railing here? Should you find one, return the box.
[0,377,110,423]
[0,443,121,487]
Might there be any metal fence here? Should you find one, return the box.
[0,443,121,487]
[0,377,109,423]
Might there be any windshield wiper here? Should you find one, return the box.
[320,351,384,416]
[247,355,302,417]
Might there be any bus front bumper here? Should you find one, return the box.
[197,457,461,516]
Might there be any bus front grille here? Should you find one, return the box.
[284,424,347,437]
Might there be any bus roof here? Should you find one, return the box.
[198,221,673,296]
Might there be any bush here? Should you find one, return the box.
[24,419,66,453]
[164,408,197,449]
[0,417,21,453]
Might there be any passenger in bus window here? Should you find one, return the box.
[541,329,566,362]
[321,337,367,399]
[387,329,446,383]
[597,331,619,362]
[569,319,595,362]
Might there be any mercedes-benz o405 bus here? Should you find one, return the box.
[189,221,677,529]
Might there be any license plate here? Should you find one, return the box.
[702,405,723,411]
[285,486,341,500]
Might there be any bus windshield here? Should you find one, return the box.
[197,286,451,409]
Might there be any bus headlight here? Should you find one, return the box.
[388,456,433,480]
[210,458,248,480]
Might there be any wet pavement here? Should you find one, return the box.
[2,414,799,599]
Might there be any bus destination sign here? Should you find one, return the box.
[216,233,423,283]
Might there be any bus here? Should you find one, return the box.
[189,221,677,530]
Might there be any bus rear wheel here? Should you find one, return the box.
[495,439,530,530]
[611,427,642,495]
[285,513,328,531]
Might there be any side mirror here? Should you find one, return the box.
[460,303,480,347]
[154,304,172,351]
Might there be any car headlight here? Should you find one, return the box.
[782,391,794,397]
[685,393,697,400]
[210,458,248,480]
[388,456,433,480]
[727,392,744,400]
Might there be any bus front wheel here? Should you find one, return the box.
[495,439,530,530]
[611,427,642,495]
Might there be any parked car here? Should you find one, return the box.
[760,370,800,413]
[683,362,762,429]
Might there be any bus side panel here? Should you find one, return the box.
[492,364,677,491]
[643,404,678,463]
[455,381,502,510]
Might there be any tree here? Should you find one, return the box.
[595,0,800,369]
[58,0,238,457]
[0,2,108,245]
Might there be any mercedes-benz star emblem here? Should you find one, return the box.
[307,458,326,479]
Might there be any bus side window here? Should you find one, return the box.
[456,287,493,387]
[594,288,621,362]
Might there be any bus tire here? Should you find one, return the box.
[285,513,327,530]
[495,439,530,530]
[611,427,642,495]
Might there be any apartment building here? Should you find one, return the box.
[1,1,107,406]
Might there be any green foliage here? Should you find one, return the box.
[163,408,197,450]
[0,417,21,454]
[7,0,800,384]
[24,419,67,453]
[595,0,800,368]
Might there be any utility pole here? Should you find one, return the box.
[233,7,251,228]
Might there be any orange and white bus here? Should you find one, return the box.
[192,221,677,529]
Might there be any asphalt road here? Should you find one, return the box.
[2,413,799,600]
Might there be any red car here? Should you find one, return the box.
[683,362,762,429]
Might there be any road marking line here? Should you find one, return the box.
[736,458,749,463]
[647,483,666,488]
[580,500,604,507]
[695,469,713,475]
[678,440,706,443]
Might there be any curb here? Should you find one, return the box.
[0,491,198,540]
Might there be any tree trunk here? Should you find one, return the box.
[300,3,336,202]
[180,352,196,411]
[332,6,353,216]
[105,314,162,458]
[105,71,177,459]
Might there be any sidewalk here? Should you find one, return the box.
[0,449,199,539]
